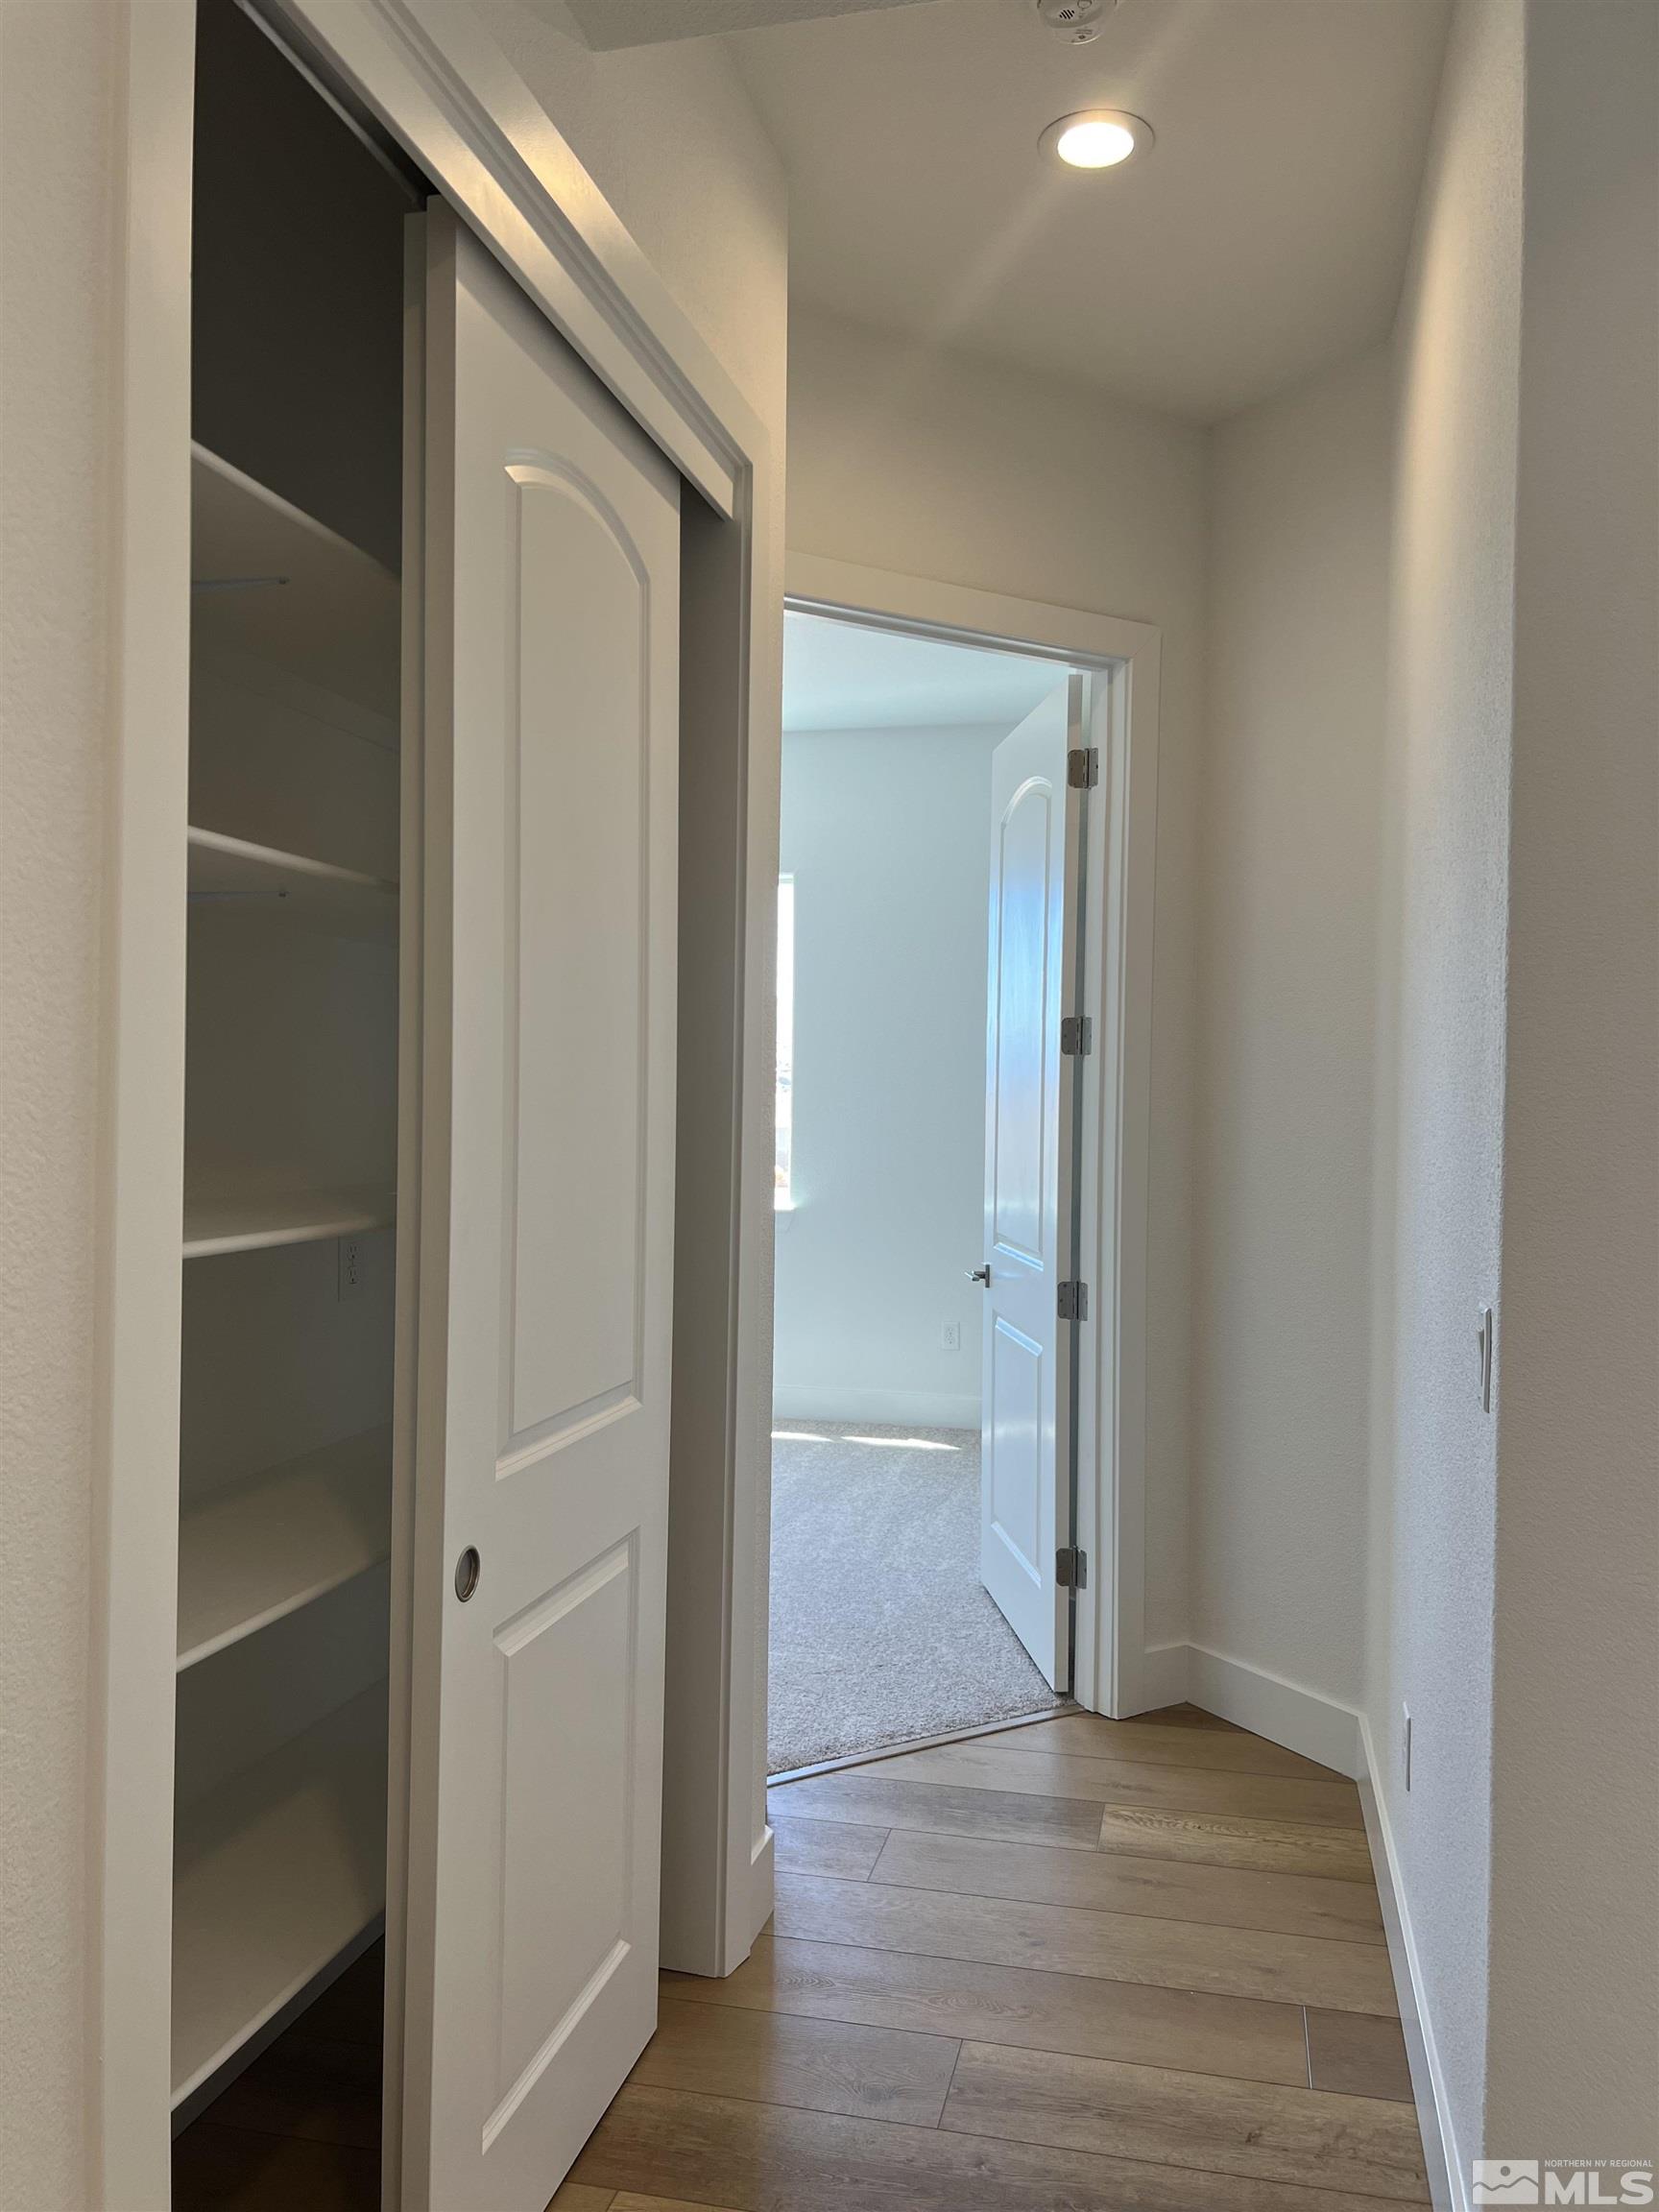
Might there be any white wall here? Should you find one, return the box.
[470,3,786,440]
[1194,348,1392,1711]
[1484,0,1658,2150]
[0,11,121,2205]
[787,304,1208,1651]
[1200,0,1657,2171]
[1199,0,1527,2172]
[774,720,1018,1428]
[1366,1,1524,2170]
[0,8,786,2198]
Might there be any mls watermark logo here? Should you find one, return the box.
[1486,2167,1557,2202]
[1477,2169,1544,2206]
[1475,2160,1655,2205]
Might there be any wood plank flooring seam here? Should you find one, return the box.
[836,1870,1397,1969]
[863,2024,1406,2106]
[849,1863,1388,1949]
[865,1826,1386,1942]
[1302,2005,1314,2089]
[772,1872,1401,2015]
[665,1935,1399,2028]
[663,1933,1316,2091]
[976,1734,1350,1788]
[661,1965,1403,2105]
[624,2066,966,2135]
[931,2118,1431,2210]
[936,2034,968,2132]
[768,1771,1108,1849]
[867,1741,1367,1827]
[657,2006,1407,2114]
[939,2043,1429,2203]
[590,2080,1431,2209]
[770,1811,893,1882]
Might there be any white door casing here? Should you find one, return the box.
[978,681,1075,1690]
[402,207,680,2211]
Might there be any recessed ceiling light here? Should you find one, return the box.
[1041,108,1153,170]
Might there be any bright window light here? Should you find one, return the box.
[775,875,796,1208]
[843,1434,962,1453]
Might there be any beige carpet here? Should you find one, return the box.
[767,1418,1065,1774]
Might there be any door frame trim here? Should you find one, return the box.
[97,5,778,2200]
[782,553,1161,1722]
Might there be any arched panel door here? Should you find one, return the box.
[978,681,1075,1688]
[401,205,679,2211]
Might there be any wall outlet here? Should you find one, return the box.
[338,1235,365,1302]
[1401,1704,1413,1792]
[941,1320,962,1353]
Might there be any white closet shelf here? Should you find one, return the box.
[172,1685,388,2107]
[191,445,399,714]
[177,1428,393,1670]
[188,824,397,935]
[182,1184,396,1259]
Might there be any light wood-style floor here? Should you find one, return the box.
[560,1704,1429,2212]
[172,1704,1429,2211]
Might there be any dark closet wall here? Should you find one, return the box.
[192,0,410,569]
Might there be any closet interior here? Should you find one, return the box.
[172,6,420,2201]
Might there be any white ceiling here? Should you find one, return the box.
[726,0,1450,421]
[783,609,1067,732]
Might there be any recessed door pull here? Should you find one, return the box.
[454,1547,481,1601]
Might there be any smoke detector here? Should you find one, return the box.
[1034,0,1116,45]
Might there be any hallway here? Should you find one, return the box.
[561,1705,1430,2210]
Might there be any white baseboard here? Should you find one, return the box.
[1358,1715,1463,2212]
[1118,1643,1362,1782]
[1135,1640,1192,1712]
[743,1818,775,1968]
[771,1384,980,1429]
[1184,1643,1364,1780]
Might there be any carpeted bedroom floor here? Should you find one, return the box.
[767,1418,1065,1775]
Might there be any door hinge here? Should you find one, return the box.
[1056,1545,1088,1590]
[1067,746,1098,789]
[1060,1014,1093,1057]
[1057,1279,1089,1321]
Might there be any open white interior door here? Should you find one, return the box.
[977,678,1080,1692]
[401,205,680,2211]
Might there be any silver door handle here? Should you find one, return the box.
[968,1265,991,1286]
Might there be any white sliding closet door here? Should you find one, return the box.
[402,206,680,2211]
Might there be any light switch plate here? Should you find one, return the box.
[1478,1306,1494,1411]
